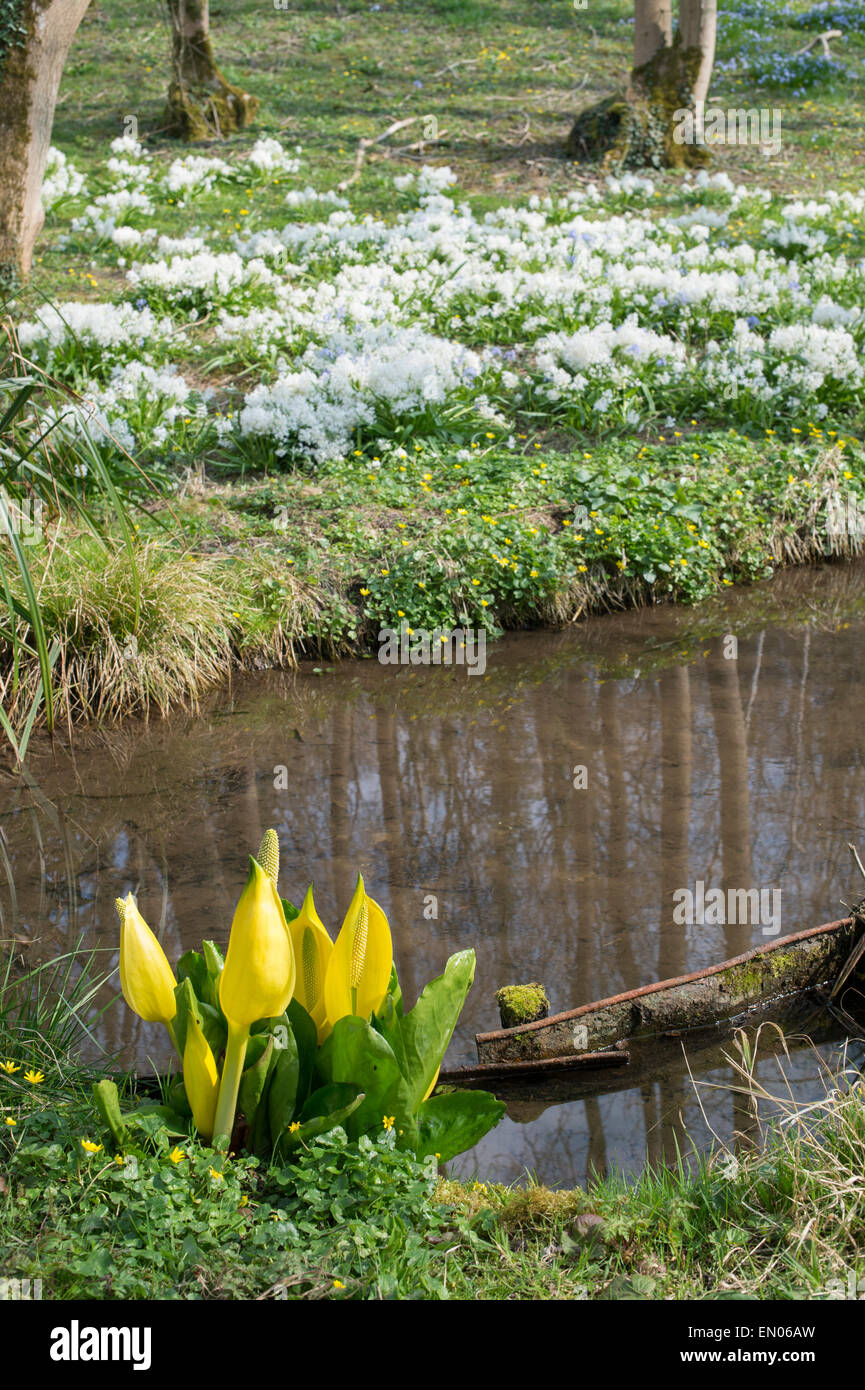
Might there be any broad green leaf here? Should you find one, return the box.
[196,1002,227,1060]
[172,977,199,1056]
[316,1016,405,1140]
[176,950,208,1001]
[173,978,226,1060]
[201,940,224,1008]
[267,1028,301,1138]
[386,963,404,1017]
[298,1082,362,1124]
[243,1032,270,1070]
[238,1036,274,1131]
[374,991,408,1075]
[399,950,476,1109]
[167,1078,192,1118]
[275,1092,365,1157]
[415,1089,505,1162]
[286,998,317,1111]
[127,1104,189,1139]
[91,1080,129,1149]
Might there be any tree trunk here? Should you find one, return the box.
[633,0,672,68]
[679,0,717,105]
[165,0,258,141]
[567,0,716,171]
[0,0,91,286]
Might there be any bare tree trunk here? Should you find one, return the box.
[568,0,716,171]
[0,0,91,285]
[633,0,672,68]
[165,0,258,141]
[680,0,717,105]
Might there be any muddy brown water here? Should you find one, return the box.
[3,560,865,1185]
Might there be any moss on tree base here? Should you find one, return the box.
[566,39,712,172]
[165,73,258,141]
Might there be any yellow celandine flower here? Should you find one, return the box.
[324,874,392,1025]
[0,1060,21,1074]
[289,885,334,1043]
[81,1140,103,1154]
[114,1154,125,1165]
[24,1070,44,1085]
[169,1147,185,1164]
[209,1167,223,1181]
[183,1011,220,1143]
[382,1115,395,1131]
[289,1121,301,1133]
[4,1117,16,1127]
[115,893,178,1042]
[333,1280,346,1290]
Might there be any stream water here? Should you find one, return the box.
[4,560,865,1185]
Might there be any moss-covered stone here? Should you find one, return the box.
[496,982,550,1030]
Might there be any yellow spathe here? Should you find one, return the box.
[323,873,392,1024]
[183,1011,219,1142]
[116,893,177,1026]
[289,884,334,1043]
[219,856,296,1028]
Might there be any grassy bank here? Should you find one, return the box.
[1,953,863,1300]
[3,0,865,738]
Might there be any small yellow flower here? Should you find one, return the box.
[24,1069,44,1085]
[114,1154,125,1165]
[169,1147,185,1164]
[81,1139,103,1154]
[383,1115,395,1131]
[333,1279,346,1289]
[359,587,370,596]
[0,1060,21,1074]
[4,1117,16,1127]
[209,1166,224,1181]
[289,1121,301,1133]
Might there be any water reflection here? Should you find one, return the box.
[3,560,865,1183]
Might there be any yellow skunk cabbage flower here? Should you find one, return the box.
[183,1011,220,1142]
[115,894,178,1042]
[289,885,334,1043]
[219,856,296,1028]
[324,874,392,1025]
[213,852,296,1146]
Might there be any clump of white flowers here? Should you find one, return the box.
[28,137,865,462]
[42,147,85,211]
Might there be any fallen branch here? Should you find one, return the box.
[431,57,480,78]
[337,116,420,190]
[794,28,843,57]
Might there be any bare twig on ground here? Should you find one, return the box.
[794,28,843,57]
[337,116,420,190]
